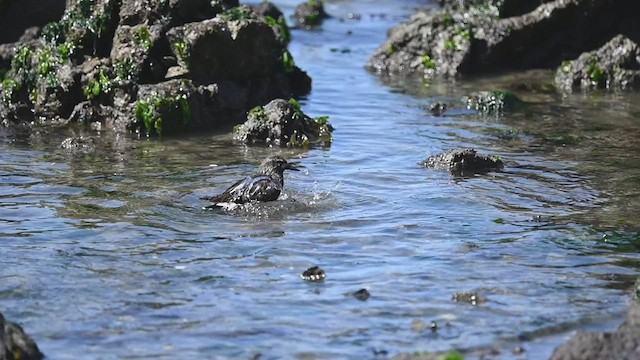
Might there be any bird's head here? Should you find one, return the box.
[259,156,300,176]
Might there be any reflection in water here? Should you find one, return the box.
[1,0,640,359]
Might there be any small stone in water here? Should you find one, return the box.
[429,102,447,116]
[352,288,370,301]
[452,291,486,305]
[301,266,326,281]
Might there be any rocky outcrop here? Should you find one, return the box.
[437,0,556,18]
[0,312,43,360]
[293,0,329,28]
[368,0,640,80]
[549,303,640,360]
[555,35,640,91]
[421,148,504,175]
[234,98,333,147]
[0,1,310,136]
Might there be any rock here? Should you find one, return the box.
[464,90,524,115]
[166,8,285,83]
[118,0,238,28]
[392,350,464,360]
[555,35,640,91]
[437,0,556,18]
[60,135,96,151]
[0,312,43,360]
[421,148,504,175]
[293,0,329,28]
[352,289,371,301]
[48,0,119,58]
[110,23,168,83]
[233,98,333,147]
[252,1,291,45]
[428,102,447,116]
[0,1,311,136]
[452,291,487,305]
[368,0,640,79]
[301,266,326,281]
[549,303,640,360]
[0,0,66,44]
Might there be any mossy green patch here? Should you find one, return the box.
[114,58,136,81]
[247,105,267,122]
[173,38,189,68]
[1,78,20,105]
[587,55,606,87]
[135,94,192,136]
[281,50,296,73]
[135,26,153,50]
[386,43,398,55]
[264,15,291,43]
[442,350,464,360]
[421,54,437,70]
[221,6,253,21]
[83,69,112,101]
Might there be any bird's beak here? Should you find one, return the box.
[287,161,301,171]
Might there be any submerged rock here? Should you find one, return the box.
[0,312,43,360]
[421,148,504,175]
[464,90,524,115]
[452,291,487,305]
[555,35,640,91]
[352,288,371,301]
[549,303,640,360]
[60,135,96,151]
[301,266,326,281]
[368,0,640,79]
[293,0,329,28]
[234,98,333,147]
[428,102,448,116]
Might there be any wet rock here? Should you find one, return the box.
[422,148,504,176]
[549,303,640,360]
[0,1,310,136]
[301,266,326,281]
[555,35,640,91]
[368,0,640,79]
[110,23,168,84]
[167,8,284,83]
[233,98,333,147]
[0,0,65,44]
[118,0,238,28]
[428,102,447,116]
[252,1,291,45]
[50,0,119,59]
[133,79,196,135]
[464,90,524,115]
[60,135,96,151]
[352,288,371,301]
[293,0,329,28]
[452,291,487,305]
[437,0,555,18]
[392,350,464,360]
[0,312,43,360]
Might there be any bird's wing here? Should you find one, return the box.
[205,176,253,203]
[246,176,282,202]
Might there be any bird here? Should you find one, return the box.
[202,156,300,208]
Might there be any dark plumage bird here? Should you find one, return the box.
[203,156,299,207]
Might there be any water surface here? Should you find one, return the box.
[1,0,640,359]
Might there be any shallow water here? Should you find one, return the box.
[2,0,640,359]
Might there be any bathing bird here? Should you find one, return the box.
[203,156,299,208]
